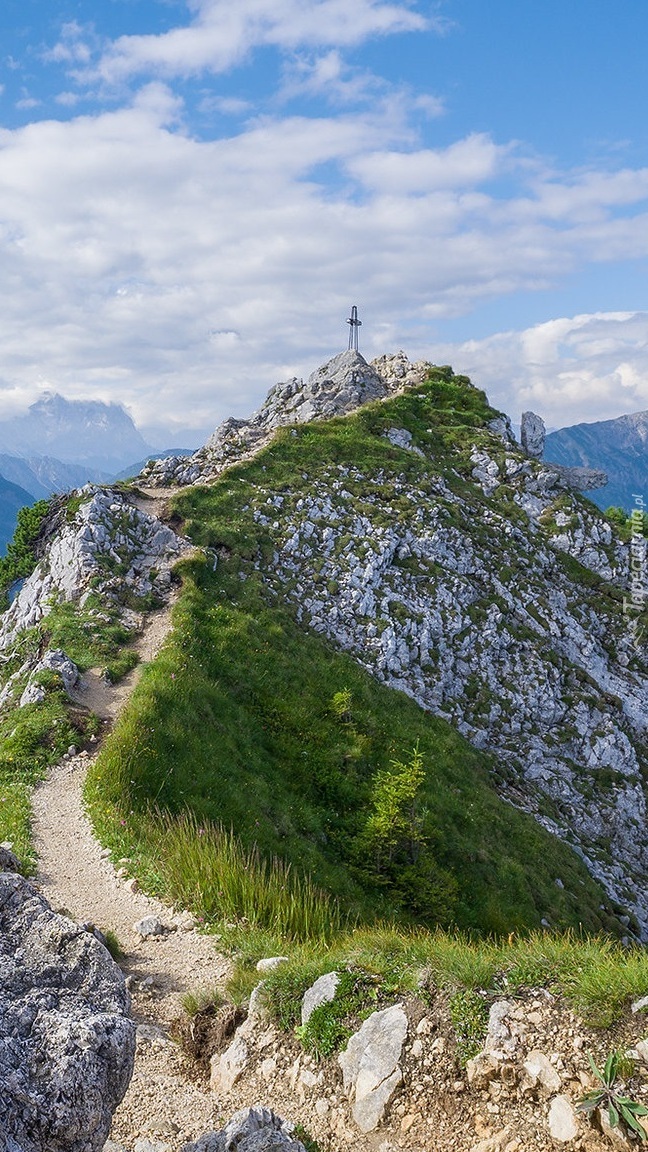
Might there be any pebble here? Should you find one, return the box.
[256,956,289,972]
[133,916,166,938]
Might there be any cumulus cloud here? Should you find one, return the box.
[347,134,507,192]
[432,312,648,429]
[1,83,648,440]
[3,0,648,443]
[66,0,430,86]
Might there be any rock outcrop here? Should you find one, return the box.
[338,1004,408,1132]
[0,487,191,714]
[520,411,546,459]
[141,351,431,489]
[0,862,134,1152]
[521,411,608,492]
[0,487,189,653]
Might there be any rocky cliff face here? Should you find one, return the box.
[255,443,647,931]
[0,486,191,714]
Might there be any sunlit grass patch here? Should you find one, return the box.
[0,771,34,870]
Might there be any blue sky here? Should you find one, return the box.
[1,1,648,443]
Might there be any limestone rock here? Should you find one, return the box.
[259,350,387,427]
[466,1050,502,1089]
[370,351,431,393]
[0,870,134,1152]
[338,1003,408,1133]
[598,1105,634,1146]
[485,1000,527,1056]
[133,915,166,938]
[549,463,609,491]
[384,427,424,457]
[521,411,546,458]
[301,971,340,1026]
[0,487,191,652]
[0,844,22,873]
[19,649,80,707]
[548,1096,578,1142]
[210,1032,249,1094]
[488,415,517,445]
[181,1106,307,1151]
[256,956,289,972]
[521,1049,562,1094]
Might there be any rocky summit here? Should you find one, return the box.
[140,349,430,488]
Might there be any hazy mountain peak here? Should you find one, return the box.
[0,393,152,472]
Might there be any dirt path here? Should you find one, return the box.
[31,495,226,1152]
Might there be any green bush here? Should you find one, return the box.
[0,499,51,605]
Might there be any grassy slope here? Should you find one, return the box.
[86,369,623,938]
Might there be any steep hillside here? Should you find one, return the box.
[92,355,647,938]
[545,410,648,512]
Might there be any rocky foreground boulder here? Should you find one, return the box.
[181,1106,306,1151]
[0,848,135,1152]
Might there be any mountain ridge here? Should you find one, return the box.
[546,408,648,511]
[1,351,646,939]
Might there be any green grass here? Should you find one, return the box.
[0,771,34,869]
[84,554,618,936]
[0,689,99,870]
[83,368,626,941]
[41,596,137,676]
[254,926,648,1033]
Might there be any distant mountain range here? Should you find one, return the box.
[545,410,648,512]
[0,393,196,554]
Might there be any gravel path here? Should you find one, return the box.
[31,498,227,1152]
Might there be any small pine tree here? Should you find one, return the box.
[362,742,426,873]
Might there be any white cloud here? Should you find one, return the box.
[279,50,381,105]
[1,72,648,440]
[432,312,648,429]
[79,0,430,85]
[15,95,40,110]
[347,134,507,193]
[45,22,95,66]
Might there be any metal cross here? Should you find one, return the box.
[346,305,362,351]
